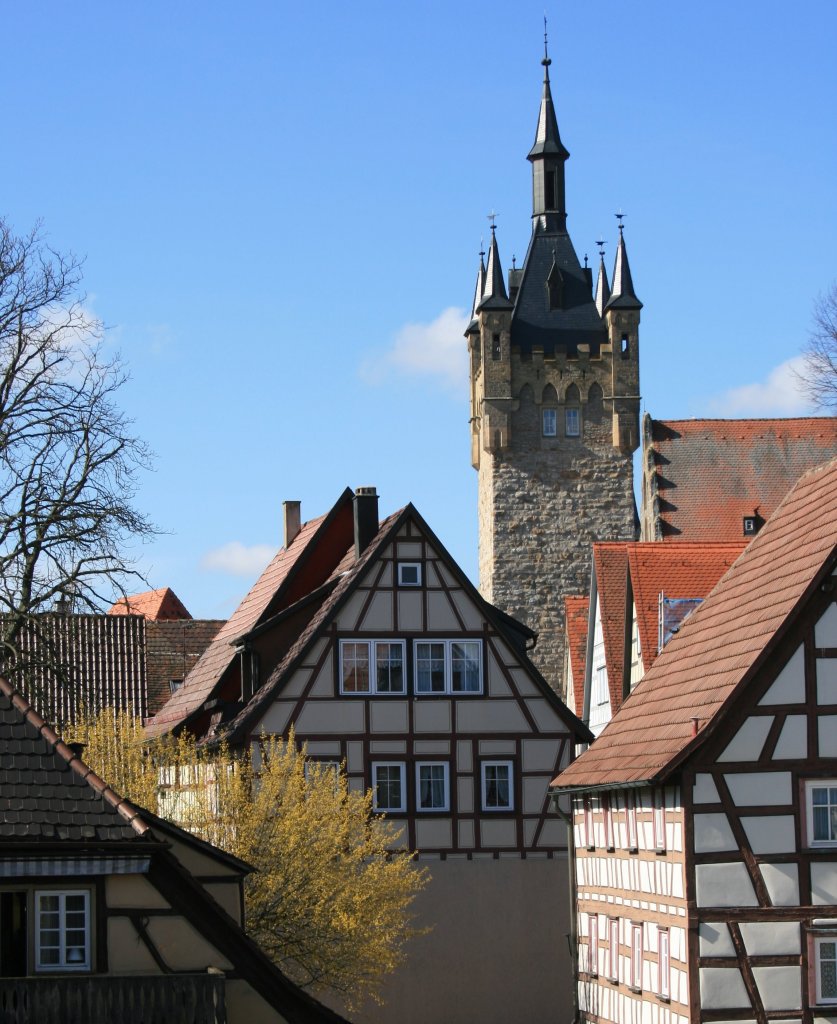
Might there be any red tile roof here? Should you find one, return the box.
[554,457,837,790]
[108,587,192,621]
[592,543,629,714]
[627,542,747,671]
[564,596,589,715]
[644,417,837,542]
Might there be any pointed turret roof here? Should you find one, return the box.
[466,248,487,333]
[594,252,611,317]
[477,227,513,311]
[527,58,569,162]
[605,226,642,310]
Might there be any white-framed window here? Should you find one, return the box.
[481,761,513,811]
[807,781,837,846]
[626,791,638,851]
[542,408,557,437]
[815,935,837,1004]
[593,664,608,707]
[589,914,599,977]
[630,922,643,990]
[35,890,90,972]
[603,793,615,850]
[397,562,422,587]
[415,640,482,694]
[608,918,619,982]
[416,762,450,812]
[659,927,670,999]
[565,407,580,437]
[653,788,666,851]
[371,763,406,813]
[340,640,406,694]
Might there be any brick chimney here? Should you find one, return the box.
[353,487,379,559]
[283,500,301,548]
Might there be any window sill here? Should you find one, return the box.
[628,986,642,995]
[656,996,670,1004]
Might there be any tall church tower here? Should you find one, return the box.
[467,46,641,689]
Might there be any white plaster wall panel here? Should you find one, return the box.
[107,918,161,973]
[817,658,837,704]
[525,698,565,731]
[717,716,773,762]
[811,862,837,904]
[424,562,440,588]
[642,821,654,850]
[425,591,459,631]
[479,739,516,755]
[308,652,335,696]
[693,773,720,804]
[760,862,800,906]
[537,819,566,848]
[486,659,514,698]
[413,740,450,754]
[672,927,686,961]
[523,775,550,814]
[458,819,474,848]
[457,699,528,733]
[397,541,423,559]
[773,715,808,760]
[414,700,452,732]
[415,818,452,850]
[335,591,367,630]
[699,968,751,1010]
[759,644,806,705]
[639,860,650,894]
[279,666,312,698]
[695,863,758,907]
[457,776,474,813]
[396,590,423,630]
[672,822,684,853]
[524,819,538,847]
[819,715,837,757]
[369,739,407,753]
[741,814,797,854]
[457,739,473,772]
[106,875,170,909]
[751,966,801,1010]
[256,700,295,733]
[146,917,234,972]
[672,866,684,898]
[369,700,409,733]
[377,560,393,586]
[725,771,792,806]
[815,602,837,646]
[509,667,539,697]
[296,700,365,734]
[360,591,394,631]
[346,741,363,772]
[522,738,562,772]
[450,591,483,630]
[306,740,342,755]
[739,922,800,956]
[436,562,457,587]
[694,813,738,853]
[480,819,517,847]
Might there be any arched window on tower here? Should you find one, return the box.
[545,167,557,210]
[565,383,581,438]
[541,383,558,437]
[546,263,564,311]
[621,334,630,359]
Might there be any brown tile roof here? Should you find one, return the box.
[645,417,837,542]
[564,596,589,715]
[145,500,347,737]
[108,587,192,621]
[145,619,224,716]
[592,543,629,714]
[627,542,747,671]
[553,457,837,790]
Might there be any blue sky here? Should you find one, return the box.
[5,2,836,618]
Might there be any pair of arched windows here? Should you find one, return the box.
[542,382,581,438]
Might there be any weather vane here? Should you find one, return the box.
[615,210,625,234]
[596,236,606,257]
[543,13,550,66]
[487,210,497,230]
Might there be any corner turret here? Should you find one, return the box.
[604,220,641,453]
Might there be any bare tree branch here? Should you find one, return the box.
[796,282,837,411]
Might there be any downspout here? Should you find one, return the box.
[552,792,581,1024]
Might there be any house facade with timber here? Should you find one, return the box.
[148,486,591,1024]
[552,457,837,1024]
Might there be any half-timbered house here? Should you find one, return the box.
[0,676,349,1024]
[552,456,837,1024]
[148,486,592,1024]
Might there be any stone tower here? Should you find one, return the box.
[467,49,641,689]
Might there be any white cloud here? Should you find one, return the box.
[200,541,275,577]
[706,356,815,417]
[360,307,470,391]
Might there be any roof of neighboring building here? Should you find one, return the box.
[145,495,353,737]
[145,619,225,717]
[627,542,747,671]
[564,596,589,714]
[553,457,837,791]
[643,417,837,542]
[108,587,192,621]
[592,543,630,714]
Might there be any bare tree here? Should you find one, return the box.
[0,218,156,691]
[797,282,837,411]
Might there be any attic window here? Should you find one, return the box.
[169,679,183,695]
[397,562,422,587]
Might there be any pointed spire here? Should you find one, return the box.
[527,26,569,230]
[466,245,487,333]
[605,219,642,311]
[478,225,513,310]
[527,41,569,162]
[594,238,610,317]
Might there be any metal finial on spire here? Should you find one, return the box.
[615,210,625,234]
[479,237,485,259]
[487,210,497,231]
[512,255,517,270]
[596,237,606,257]
[584,254,588,268]
[542,14,551,67]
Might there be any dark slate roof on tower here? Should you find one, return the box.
[605,227,642,310]
[478,228,513,311]
[595,253,611,317]
[0,677,146,842]
[466,249,486,333]
[528,59,569,161]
